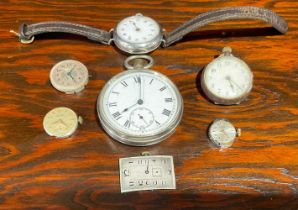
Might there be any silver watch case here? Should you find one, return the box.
[112,14,164,54]
[97,69,183,146]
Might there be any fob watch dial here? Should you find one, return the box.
[113,13,163,54]
[43,107,81,138]
[208,119,241,148]
[97,56,183,146]
[50,60,89,94]
[201,47,253,105]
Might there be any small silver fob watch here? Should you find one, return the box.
[15,7,288,54]
[208,119,241,148]
[201,47,253,105]
[97,55,183,146]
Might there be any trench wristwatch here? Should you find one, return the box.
[14,6,288,54]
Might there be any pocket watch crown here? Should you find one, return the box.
[222,46,232,55]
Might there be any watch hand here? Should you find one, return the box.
[121,102,138,113]
[67,71,76,82]
[138,114,148,125]
[138,76,141,100]
[140,76,144,102]
[129,21,140,31]
[226,77,235,91]
[52,119,68,128]
[145,162,149,174]
[220,129,230,140]
[226,76,243,91]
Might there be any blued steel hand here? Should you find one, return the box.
[67,70,76,82]
[226,76,243,91]
[138,114,148,126]
[129,21,140,31]
[121,102,138,113]
[145,162,149,174]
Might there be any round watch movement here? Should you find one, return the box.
[208,119,241,148]
[43,107,83,138]
[201,47,253,105]
[97,55,183,146]
[113,13,163,54]
[50,60,89,94]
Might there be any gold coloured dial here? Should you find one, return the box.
[43,107,80,138]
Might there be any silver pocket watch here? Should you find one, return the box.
[97,55,183,146]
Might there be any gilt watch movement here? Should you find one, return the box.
[43,107,83,138]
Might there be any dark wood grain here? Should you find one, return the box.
[0,0,298,209]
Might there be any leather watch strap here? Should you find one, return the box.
[19,21,111,44]
[163,7,288,47]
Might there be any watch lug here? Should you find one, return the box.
[161,29,167,47]
[106,28,114,45]
[161,39,166,48]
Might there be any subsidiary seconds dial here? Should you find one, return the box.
[97,56,183,146]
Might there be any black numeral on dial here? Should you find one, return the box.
[134,76,141,83]
[162,109,171,117]
[112,112,122,120]
[165,98,173,102]
[124,120,130,128]
[160,86,167,91]
[109,102,117,107]
[121,81,128,87]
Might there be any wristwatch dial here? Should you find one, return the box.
[208,119,239,148]
[113,13,163,54]
[43,107,79,138]
[50,60,89,94]
[97,70,183,146]
[201,48,253,105]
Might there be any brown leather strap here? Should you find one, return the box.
[19,21,111,44]
[163,7,288,47]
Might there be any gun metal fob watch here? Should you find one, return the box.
[97,55,183,146]
[201,47,253,105]
[14,7,288,54]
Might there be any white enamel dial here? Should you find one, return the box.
[113,13,163,54]
[43,107,80,138]
[50,60,89,94]
[208,119,240,148]
[97,69,183,146]
[201,47,253,105]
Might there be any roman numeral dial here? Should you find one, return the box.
[98,66,183,146]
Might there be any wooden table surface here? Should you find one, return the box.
[0,0,298,209]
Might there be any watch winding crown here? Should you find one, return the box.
[222,46,232,55]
